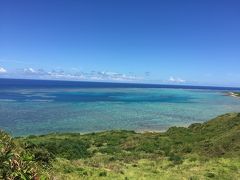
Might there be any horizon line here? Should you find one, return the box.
[0,77,240,89]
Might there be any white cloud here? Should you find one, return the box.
[23,67,37,74]
[17,67,141,82]
[0,67,7,73]
[168,76,186,83]
[47,70,85,80]
[87,71,140,81]
[22,68,49,76]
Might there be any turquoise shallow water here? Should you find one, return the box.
[0,87,240,136]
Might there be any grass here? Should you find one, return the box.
[1,112,240,179]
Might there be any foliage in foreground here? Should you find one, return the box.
[0,130,48,179]
[1,112,240,179]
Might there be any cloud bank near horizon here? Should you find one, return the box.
[1,65,240,87]
[168,76,186,83]
[0,66,143,82]
[0,66,189,85]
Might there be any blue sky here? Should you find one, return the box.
[0,0,240,86]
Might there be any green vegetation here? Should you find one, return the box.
[1,113,240,179]
[234,92,240,97]
[0,130,47,179]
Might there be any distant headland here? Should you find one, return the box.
[228,92,240,98]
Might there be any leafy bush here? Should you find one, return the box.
[0,130,44,179]
[99,171,107,177]
[168,153,183,165]
[36,139,90,160]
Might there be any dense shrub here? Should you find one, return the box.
[0,130,44,179]
[168,153,183,165]
[99,171,107,177]
[38,139,90,160]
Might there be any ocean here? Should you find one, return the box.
[0,78,240,136]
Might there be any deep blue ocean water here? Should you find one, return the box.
[0,78,240,136]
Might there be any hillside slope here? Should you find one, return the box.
[1,113,240,179]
